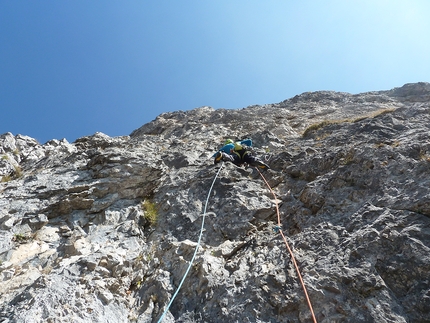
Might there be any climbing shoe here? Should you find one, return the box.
[214,152,223,164]
[255,160,270,170]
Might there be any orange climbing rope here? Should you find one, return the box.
[256,168,318,323]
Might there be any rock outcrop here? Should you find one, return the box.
[1,82,430,322]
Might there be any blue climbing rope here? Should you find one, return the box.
[157,162,224,323]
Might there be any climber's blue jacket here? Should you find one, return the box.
[213,139,252,157]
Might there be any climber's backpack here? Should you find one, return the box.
[232,142,254,159]
[233,141,252,152]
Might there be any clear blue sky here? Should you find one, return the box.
[1,1,429,143]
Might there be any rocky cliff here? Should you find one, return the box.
[1,82,430,323]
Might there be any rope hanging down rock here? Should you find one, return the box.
[256,167,318,323]
[157,162,224,323]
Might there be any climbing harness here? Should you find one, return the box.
[157,162,224,323]
[256,167,318,323]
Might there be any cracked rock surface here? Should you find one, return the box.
[1,82,430,322]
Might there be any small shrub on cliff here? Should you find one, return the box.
[1,166,23,183]
[1,175,11,183]
[142,200,159,226]
[302,108,397,138]
[14,166,23,178]
[351,107,397,123]
[13,233,31,243]
[302,120,345,137]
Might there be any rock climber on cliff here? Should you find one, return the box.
[213,138,270,170]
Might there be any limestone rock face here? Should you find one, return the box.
[1,82,430,322]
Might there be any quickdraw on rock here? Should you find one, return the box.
[273,225,282,233]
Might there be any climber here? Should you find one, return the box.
[213,138,270,169]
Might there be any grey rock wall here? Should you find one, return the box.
[1,83,429,322]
